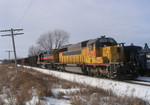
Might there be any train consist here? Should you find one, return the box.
[17,36,150,79]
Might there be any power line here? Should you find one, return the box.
[16,0,34,27]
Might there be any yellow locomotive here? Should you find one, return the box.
[59,37,123,64]
[37,36,138,79]
[55,36,138,79]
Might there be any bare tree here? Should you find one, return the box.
[37,32,53,52]
[53,29,69,49]
[28,45,41,56]
[37,29,69,52]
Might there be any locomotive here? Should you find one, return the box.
[17,36,150,79]
[138,43,150,75]
[123,43,150,76]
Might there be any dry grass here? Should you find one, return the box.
[70,87,147,105]
[0,98,4,105]
[0,64,82,104]
[0,64,149,105]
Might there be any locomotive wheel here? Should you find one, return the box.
[60,65,66,72]
[132,68,139,78]
[50,63,54,70]
[47,65,50,69]
[54,65,57,70]
[87,67,94,76]
[96,68,100,77]
[45,64,48,69]
[81,65,88,75]
[57,65,61,71]
[139,70,145,76]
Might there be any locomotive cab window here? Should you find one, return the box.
[99,38,117,47]
[100,39,107,43]
[117,48,121,53]
[89,43,94,51]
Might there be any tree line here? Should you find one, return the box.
[28,29,70,56]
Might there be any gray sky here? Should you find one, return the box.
[0,0,150,60]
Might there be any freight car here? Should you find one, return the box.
[18,56,38,67]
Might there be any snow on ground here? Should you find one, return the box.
[26,88,80,105]
[0,86,75,105]
[0,87,16,105]
[26,96,71,105]
[41,97,70,105]
[8,67,13,69]
[52,88,80,98]
[24,66,150,103]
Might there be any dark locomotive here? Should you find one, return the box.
[138,43,150,75]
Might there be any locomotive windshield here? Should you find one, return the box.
[100,39,107,42]
[99,38,117,47]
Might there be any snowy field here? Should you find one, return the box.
[24,66,150,103]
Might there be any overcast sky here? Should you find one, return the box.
[0,0,150,60]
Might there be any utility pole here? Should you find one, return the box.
[0,28,24,73]
[5,50,13,62]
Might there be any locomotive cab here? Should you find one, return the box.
[87,36,124,64]
[86,36,130,79]
[99,37,123,63]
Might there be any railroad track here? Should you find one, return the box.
[133,79,150,83]
[124,79,150,87]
